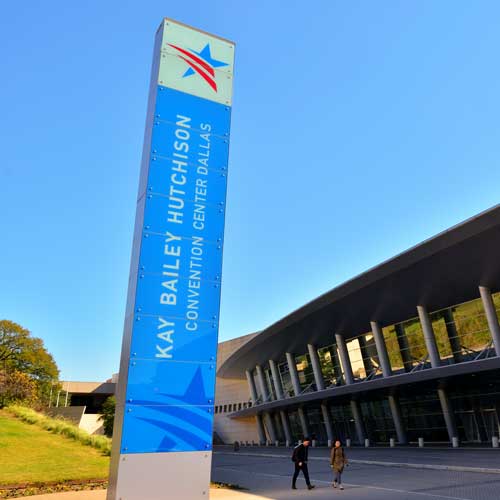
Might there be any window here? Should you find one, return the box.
[295,354,315,390]
[278,361,294,397]
[318,344,344,386]
[382,324,406,373]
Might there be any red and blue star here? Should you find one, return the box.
[168,42,228,92]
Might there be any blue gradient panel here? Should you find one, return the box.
[135,273,221,321]
[125,360,215,404]
[139,231,223,280]
[151,120,230,171]
[121,404,213,453]
[148,156,227,206]
[143,193,225,242]
[129,314,217,363]
[121,80,231,454]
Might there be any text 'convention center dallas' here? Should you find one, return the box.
[213,205,500,447]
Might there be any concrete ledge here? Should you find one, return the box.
[216,451,500,475]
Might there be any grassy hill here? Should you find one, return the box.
[0,409,109,487]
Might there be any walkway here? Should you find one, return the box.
[212,447,500,499]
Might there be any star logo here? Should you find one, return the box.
[168,42,228,92]
[125,366,213,452]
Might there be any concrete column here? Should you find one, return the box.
[358,335,374,375]
[437,388,458,443]
[321,403,334,443]
[443,308,463,363]
[263,412,277,443]
[417,305,441,368]
[388,395,407,444]
[473,403,488,442]
[335,334,354,384]
[298,407,310,437]
[307,344,325,391]
[269,359,284,399]
[255,364,269,402]
[350,400,366,444]
[395,323,413,372]
[273,412,283,442]
[479,286,500,356]
[245,369,258,403]
[371,321,393,377]
[255,413,266,445]
[286,352,302,396]
[280,410,293,444]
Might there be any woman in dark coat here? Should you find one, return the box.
[330,440,348,490]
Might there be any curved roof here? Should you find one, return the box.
[218,204,500,379]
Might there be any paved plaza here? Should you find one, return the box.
[212,447,500,500]
[23,447,500,499]
[215,445,500,471]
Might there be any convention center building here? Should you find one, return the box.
[213,205,500,446]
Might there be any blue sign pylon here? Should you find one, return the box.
[107,18,235,499]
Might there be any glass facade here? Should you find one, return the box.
[361,398,395,443]
[304,405,328,442]
[318,343,344,386]
[435,299,494,362]
[399,391,449,442]
[287,409,304,439]
[245,290,500,445]
[295,353,315,392]
[259,373,500,445]
[382,324,408,373]
[278,360,294,397]
[329,401,356,443]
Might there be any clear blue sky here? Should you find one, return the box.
[1,1,499,381]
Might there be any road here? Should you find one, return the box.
[212,448,500,500]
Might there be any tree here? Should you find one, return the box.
[0,320,59,407]
[100,396,116,437]
[0,369,37,406]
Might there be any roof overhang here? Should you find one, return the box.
[218,204,500,379]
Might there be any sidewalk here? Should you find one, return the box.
[26,488,266,500]
[214,444,500,474]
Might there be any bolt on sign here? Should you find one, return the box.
[107,18,235,500]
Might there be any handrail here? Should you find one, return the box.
[474,340,494,360]
[300,382,316,395]
[364,368,379,381]
[410,354,429,373]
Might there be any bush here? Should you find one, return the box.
[0,370,37,407]
[99,396,115,438]
[7,405,112,456]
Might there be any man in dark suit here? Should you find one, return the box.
[291,438,315,490]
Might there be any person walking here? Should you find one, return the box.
[330,440,348,490]
[291,438,315,490]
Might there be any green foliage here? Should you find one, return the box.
[7,405,111,456]
[0,320,59,407]
[99,396,115,438]
[0,369,37,407]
